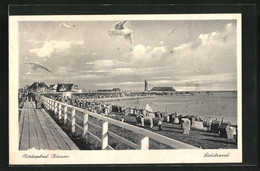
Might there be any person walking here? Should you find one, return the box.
[35,91,42,109]
[158,120,163,131]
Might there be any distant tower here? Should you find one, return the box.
[36,82,39,92]
[144,80,148,91]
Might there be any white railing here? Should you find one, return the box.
[41,96,198,150]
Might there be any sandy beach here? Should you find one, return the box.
[103,91,237,125]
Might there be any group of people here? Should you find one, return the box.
[27,91,43,109]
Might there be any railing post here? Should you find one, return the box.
[48,100,51,110]
[139,135,149,150]
[58,104,62,119]
[101,121,108,150]
[51,101,54,111]
[47,100,50,110]
[43,98,46,108]
[83,113,88,138]
[71,109,76,133]
[64,106,67,124]
[54,102,58,114]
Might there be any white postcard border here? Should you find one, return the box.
[9,14,242,165]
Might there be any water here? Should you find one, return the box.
[106,91,237,125]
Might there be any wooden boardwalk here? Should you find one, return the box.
[19,101,79,150]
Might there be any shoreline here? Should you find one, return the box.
[96,94,237,126]
[94,95,158,102]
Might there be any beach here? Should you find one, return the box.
[103,91,237,125]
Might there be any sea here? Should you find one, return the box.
[106,91,238,125]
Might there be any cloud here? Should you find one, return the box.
[83,66,171,78]
[168,23,237,76]
[85,60,128,69]
[29,40,84,58]
[77,74,101,79]
[96,81,144,87]
[125,44,167,66]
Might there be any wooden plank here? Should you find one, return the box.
[64,106,67,124]
[28,106,40,149]
[45,117,70,150]
[19,102,29,150]
[19,101,26,140]
[88,131,101,142]
[58,104,62,119]
[37,109,59,150]
[42,109,79,150]
[71,109,76,133]
[75,123,83,131]
[83,113,88,138]
[88,121,101,130]
[43,97,198,149]
[33,108,50,150]
[75,114,83,122]
[101,121,108,150]
[108,131,139,149]
[30,101,35,109]
[107,145,114,150]
[139,135,149,150]
[19,106,30,150]
[86,111,198,149]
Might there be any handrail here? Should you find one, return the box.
[41,96,198,150]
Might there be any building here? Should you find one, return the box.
[49,84,58,92]
[112,88,121,92]
[56,83,79,92]
[27,82,49,92]
[144,80,148,91]
[97,89,113,92]
[97,88,121,92]
[150,87,176,92]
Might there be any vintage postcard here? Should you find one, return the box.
[9,14,242,165]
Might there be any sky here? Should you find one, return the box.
[18,19,237,91]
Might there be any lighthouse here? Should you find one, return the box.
[144,80,148,91]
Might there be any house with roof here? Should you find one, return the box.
[150,87,176,92]
[112,88,121,92]
[97,88,122,92]
[150,87,176,95]
[27,82,50,92]
[49,84,58,92]
[56,83,79,92]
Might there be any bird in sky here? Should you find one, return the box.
[168,26,175,36]
[108,20,134,46]
[59,22,76,28]
[42,22,76,42]
[24,62,52,72]
[193,69,200,74]
[170,49,174,54]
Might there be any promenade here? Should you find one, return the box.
[19,101,79,150]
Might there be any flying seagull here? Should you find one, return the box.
[40,22,76,42]
[108,20,134,46]
[170,49,174,54]
[59,22,76,28]
[24,62,52,72]
[168,26,175,36]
